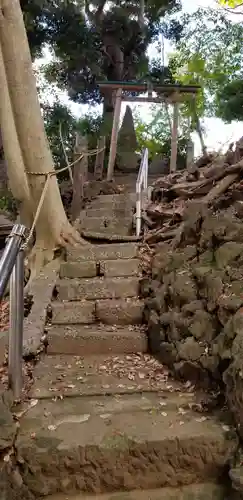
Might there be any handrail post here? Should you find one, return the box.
[9,248,25,400]
[136,148,148,236]
[0,224,27,299]
[135,148,149,237]
[136,182,141,237]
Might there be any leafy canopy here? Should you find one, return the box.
[219,0,243,6]
[21,0,182,104]
[169,7,243,122]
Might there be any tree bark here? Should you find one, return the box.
[0,39,32,227]
[170,102,179,172]
[94,136,106,180]
[193,110,207,156]
[71,133,88,222]
[0,0,85,276]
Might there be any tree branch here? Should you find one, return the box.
[94,0,107,24]
[84,0,92,20]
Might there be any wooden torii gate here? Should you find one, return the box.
[97,81,200,181]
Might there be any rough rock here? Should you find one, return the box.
[178,338,205,362]
[224,329,243,439]
[144,198,243,399]
[0,389,15,452]
[188,310,217,341]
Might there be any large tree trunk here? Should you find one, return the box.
[0,41,32,227]
[101,35,124,140]
[194,112,207,156]
[0,0,85,276]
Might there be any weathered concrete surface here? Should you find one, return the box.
[23,259,60,356]
[100,259,140,277]
[86,207,133,218]
[30,353,183,399]
[78,193,135,238]
[51,301,95,324]
[67,243,138,263]
[79,216,132,236]
[19,391,204,422]
[57,277,140,301]
[89,193,136,208]
[61,259,140,279]
[44,483,227,500]
[60,261,97,279]
[16,401,237,497]
[96,299,143,325]
[47,324,147,355]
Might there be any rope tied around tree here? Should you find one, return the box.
[22,145,105,249]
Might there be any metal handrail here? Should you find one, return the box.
[136,148,149,236]
[0,224,28,399]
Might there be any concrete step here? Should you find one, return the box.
[19,356,237,497]
[60,261,98,279]
[47,324,147,356]
[56,277,140,301]
[79,216,132,235]
[67,242,138,263]
[100,258,140,277]
[60,259,140,279]
[30,353,185,399]
[41,484,227,500]
[96,299,143,325]
[51,301,95,324]
[89,193,136,208]
[84,206,133,218]
[52,299,143,325]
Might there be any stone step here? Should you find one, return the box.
[51,301,95,324]
[60,261,98,279]
[67,242,138,263]
[60,259,140,279]
[47,324,147,356]
[89,193,136,208]
[18,367,237,497]
[100,258,140,277]
[52,299,143,325]
[79,216,132,235]
[96,298,143,324]
[85,206,132,218]
[23,391,206,420]
[56,277,140,301]
[30,353,184,399]
[41,484,227,500]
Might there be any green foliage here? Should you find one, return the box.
[43,101,77,169]
[21,0,182,104]
[219,0,243,6]
[75,114,102,150]
[134,105,188,165]
[42,100,103,172]
[0,193,18,218]
[169,8,243,121]
[216,79,243,122]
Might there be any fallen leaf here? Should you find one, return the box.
[195,416,207,423]
[48,425,57,431]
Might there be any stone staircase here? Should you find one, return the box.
[49,241,146,356]
[17,192,238,499]
[78,193,136,236]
